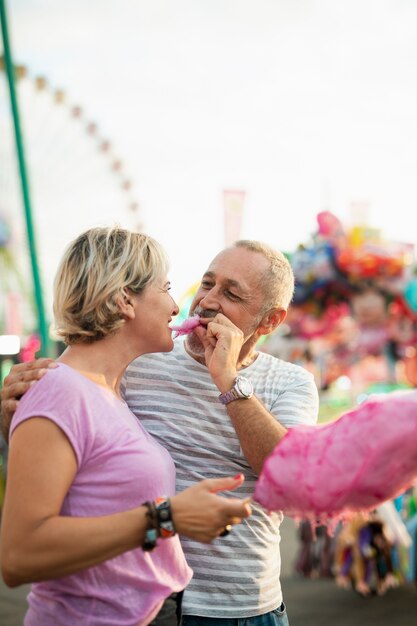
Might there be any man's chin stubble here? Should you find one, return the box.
[185,333,206,363]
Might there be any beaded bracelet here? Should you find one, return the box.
[154,497,177,539]
[142,501,158,551]
[142,497,176,551]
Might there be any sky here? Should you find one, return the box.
[1,0,417,321]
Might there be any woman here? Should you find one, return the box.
[0,226,251,625]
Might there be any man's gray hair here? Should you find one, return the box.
[233,240,294,312]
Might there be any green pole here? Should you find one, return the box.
[0,0,50,356]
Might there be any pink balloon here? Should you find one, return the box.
[254,391,417,524]
[316,211,343,237]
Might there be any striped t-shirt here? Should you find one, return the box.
[124,338,319,618]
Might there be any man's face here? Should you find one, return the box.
[186,247,269,358]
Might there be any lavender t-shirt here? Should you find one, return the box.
[10,363,192,626]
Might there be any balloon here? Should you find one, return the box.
[254,391,417,525]
[0,216,10,248]
[317,211,344,238]
[404,278,417,313]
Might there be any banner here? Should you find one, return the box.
[5,292,23,336]
[223,189,246,247]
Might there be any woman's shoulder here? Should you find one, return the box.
[10,363,95,465]
[13,363,89,420]
[30,361,76,384]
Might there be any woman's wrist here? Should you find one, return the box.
[141,497,176,552]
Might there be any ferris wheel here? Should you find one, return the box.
[0,57,143,326]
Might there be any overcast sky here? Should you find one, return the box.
[1,0,417,317]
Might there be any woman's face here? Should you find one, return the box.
[131,277,179,354]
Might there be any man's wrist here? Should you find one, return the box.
[218,376,254,405]
[213,374,237,394]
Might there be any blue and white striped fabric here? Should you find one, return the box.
[123,338,318,618]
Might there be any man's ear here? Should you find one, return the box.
[257,308,287,336]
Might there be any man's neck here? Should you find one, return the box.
[238,351,259,369]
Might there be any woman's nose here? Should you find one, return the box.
[171,296,180,316]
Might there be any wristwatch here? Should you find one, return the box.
[218,376,254,405]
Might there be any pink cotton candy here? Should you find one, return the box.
[170,315,202,338]
[254,390,417,525]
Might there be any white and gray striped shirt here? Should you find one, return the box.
[124,338,319,618]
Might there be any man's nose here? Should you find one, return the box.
[199,288,221,311]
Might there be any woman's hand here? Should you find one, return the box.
[0,359,55,442]
[170,474,251,543]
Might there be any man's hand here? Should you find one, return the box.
[194,314,243,391]
[0,359,56,443]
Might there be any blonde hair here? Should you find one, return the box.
[53,226,168,345]
[233,240,294,311]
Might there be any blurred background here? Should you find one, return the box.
[1,1,417,623]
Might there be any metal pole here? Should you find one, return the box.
[0,0,50,356]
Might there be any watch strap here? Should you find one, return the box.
[218,377,253,405]
[219,387,239,405]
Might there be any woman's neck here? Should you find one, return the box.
[58,334,139,397]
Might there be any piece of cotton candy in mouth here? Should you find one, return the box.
[170,314,202,338]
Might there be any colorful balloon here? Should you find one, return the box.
[317,211,344,238]
[404,278,417,313]
[0,216,10,248]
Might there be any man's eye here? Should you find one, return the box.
[201,281,213,289]
[225,290,239,300]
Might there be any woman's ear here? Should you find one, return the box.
[257,308,287,336]
[117,288,135,320]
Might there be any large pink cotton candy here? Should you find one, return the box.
[254,391,417,524]
[170,315,202,338]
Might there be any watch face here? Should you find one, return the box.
[236,377,253,398]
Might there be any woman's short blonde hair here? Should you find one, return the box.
[53,226,168,345]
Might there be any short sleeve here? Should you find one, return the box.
[270,369,319,428]
[10,365,94,468]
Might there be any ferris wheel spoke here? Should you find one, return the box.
[0,61,143,328]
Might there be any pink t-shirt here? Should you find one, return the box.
[10,363,192,626]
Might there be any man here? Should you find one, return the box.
[1,240,319,625]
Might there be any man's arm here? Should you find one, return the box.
[226,395,288,474]
[226,376,318,474]
[0,359,55,443]
[194,316,318,475]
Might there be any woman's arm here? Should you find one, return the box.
[0,417,149,586]
[1,417,251,587]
